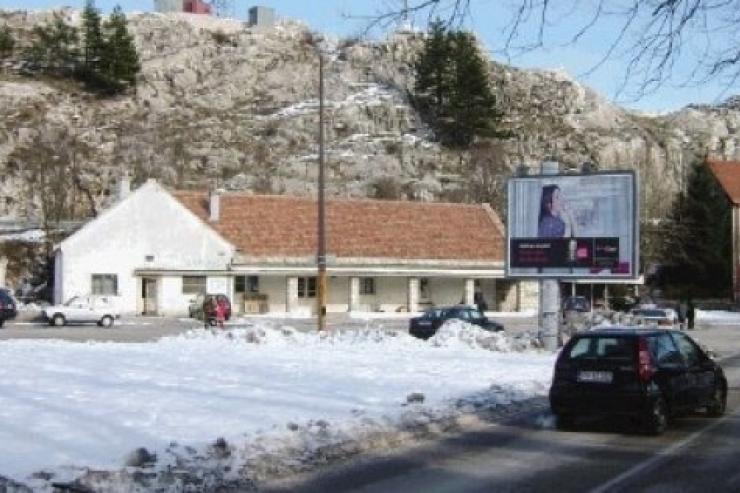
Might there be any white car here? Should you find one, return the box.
[44,295,121,327]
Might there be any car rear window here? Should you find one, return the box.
[567,336,634,360]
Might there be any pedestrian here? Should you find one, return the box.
[687,298,695,330]
[678,300,688,330]
[474,291,488,313]
[215,297,226,329]
[203,296,216,329]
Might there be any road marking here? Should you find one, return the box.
[590,352,740,493]
[589,406,739,493]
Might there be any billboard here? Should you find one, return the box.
[506,171,638,279]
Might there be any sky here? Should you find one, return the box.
[0,0,737,113]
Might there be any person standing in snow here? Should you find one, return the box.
[214,297,226,329]
[687,298,696,330]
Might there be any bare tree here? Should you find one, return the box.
[361,1,740,99]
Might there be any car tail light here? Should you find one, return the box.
[637,337,653,382]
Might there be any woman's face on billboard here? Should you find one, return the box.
[549,188,563,215]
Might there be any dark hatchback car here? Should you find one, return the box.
[0,288,18,327]
[550,327,726,434]
[409,305,504,339]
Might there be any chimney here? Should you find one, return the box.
[118,173,131,201]
[209,189,220,222]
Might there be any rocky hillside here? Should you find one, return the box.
[1,8,739,227]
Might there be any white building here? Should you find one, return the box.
[53,179,537,316]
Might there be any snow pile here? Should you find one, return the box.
[0,322,554,491]
[428,320,542,352]
[696,309,740,325]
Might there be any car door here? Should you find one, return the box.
[648,333,692,410]
[671,332,716,407]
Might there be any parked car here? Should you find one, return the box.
[0,288,18,327]
[563,295,591,313]
[550,327,727,434]
[43,295,121,327]
[630,307,678,328]
[409,305,503,339]
[189,293,231,325]
[609,296,637,312]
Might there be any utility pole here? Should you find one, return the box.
[317,50,328,331]
[539,158,560,351]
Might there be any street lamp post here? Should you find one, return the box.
[317,48,328,331]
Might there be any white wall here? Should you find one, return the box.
[375,277,407,312]
[58,181,233,314]
[429,278,466,306]
[262,276,287,313]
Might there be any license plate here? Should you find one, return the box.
[577,371,613,383]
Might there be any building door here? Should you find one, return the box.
[142,278,158,315]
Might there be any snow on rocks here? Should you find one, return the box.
[0,322,554,491]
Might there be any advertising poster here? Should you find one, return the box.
[506,172,638,279]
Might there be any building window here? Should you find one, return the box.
[297,277,316,298]
[145,255,155,262]
[236,275,260,293]
[91,274,118,295]
[360,277,375,295]
[182,276,206,295]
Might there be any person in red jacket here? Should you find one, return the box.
[214,297,227,329]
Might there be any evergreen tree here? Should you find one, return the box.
[101,5,140,92]
[81,0,104,73]
[661,159,732,297]
[413,20,451,123]
[0,25,14,58]
[413,22,502,148]
[25,14,79,76]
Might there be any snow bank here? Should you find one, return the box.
[429,320,541,352]
[696,309,740,325]
[0,321,554,491]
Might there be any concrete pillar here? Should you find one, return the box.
[286,277,298,313]
[464,278,475,306]
[349,276,360,312]
[407,277,419,313]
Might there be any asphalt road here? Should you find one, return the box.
[262,329,740,493]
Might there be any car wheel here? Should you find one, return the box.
[555,414,575,431]
[99,315,114,328]
[52,314,66,327]
[643,397,668,435]
[707,383,727,417]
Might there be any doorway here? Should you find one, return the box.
[142,277,158,315]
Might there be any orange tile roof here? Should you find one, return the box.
[173,192,505,262]
[707,160,740,205]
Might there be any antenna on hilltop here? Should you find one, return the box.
[208,0,234,18]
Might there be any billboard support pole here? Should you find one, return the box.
[539,160,560,351]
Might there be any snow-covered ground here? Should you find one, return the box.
[696,309,740,325]
[0,320,553,491]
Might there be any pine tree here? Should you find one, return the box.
[0,25,14,58]
[661,159,732,296]
[414,20,451,123]
[413,22,502,148]
[25,13,79,76]
[101,5,140,92]
[81,0,104,73]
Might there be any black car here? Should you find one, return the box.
[549,327,727,434]
[409,305,504,339]
[0,288,18,327]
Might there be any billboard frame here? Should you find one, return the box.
[505,169,640,281]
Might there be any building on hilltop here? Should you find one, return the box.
[248,6,274,27]
[154,0,212,15]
